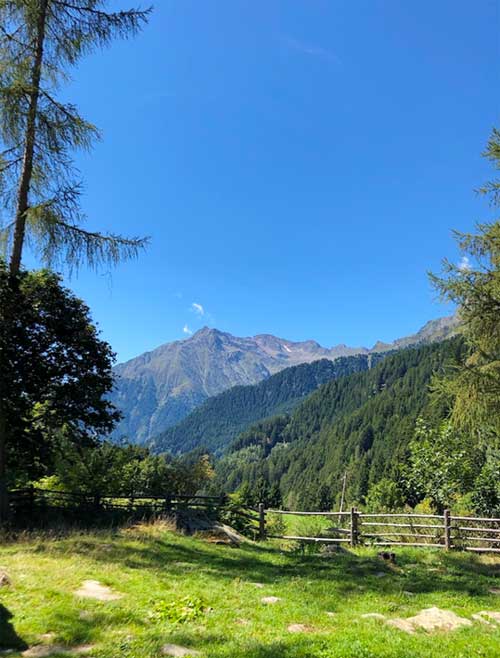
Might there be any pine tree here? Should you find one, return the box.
[0,0,151,274]
[429,130,500,439]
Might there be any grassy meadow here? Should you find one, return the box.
[1,523,500,658]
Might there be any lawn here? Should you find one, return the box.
[1,522,499,658]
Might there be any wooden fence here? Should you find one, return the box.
[261,506,500,553]
[7,487,259,532]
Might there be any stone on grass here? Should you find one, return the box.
[22,645,94,657]
[361,613,386,620]
[475,611,500,624]
[74,580,121,601]
[161,644,201,657]
[261,596,281,605]
[387,607,472,634]
[287,624,312,633]
[489,588,500,596]
[250,582,264,589]
[326,612,336,618]
[0,570,12,588]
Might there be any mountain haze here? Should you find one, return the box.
[111,316,459,444]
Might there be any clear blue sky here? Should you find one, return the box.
[32,0,500,362]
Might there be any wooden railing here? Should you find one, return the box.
[262,506,500,553]
[7,488,259,534]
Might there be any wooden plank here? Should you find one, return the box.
[363,533,442,539]
[372,541,443,548]
[361,522,443,529]
[452,515,500,523]
[465,547,500,553]
[360,513,443,519]
[462,537,500,543]
[265,510,350,517]
[267,535,350,543]
[457,526,500,534]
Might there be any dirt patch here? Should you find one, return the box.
[386,607,472,633]
[287,624,312,633]
[74,580,121,601]
[161,644,201,657]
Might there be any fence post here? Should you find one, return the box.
[258,503,266,541]
[444,509,451,550]
[350,506,359,547]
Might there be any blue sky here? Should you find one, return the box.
[31,1,499,362]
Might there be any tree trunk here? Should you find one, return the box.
[9,0,49,276]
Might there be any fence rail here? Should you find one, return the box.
[262,506,500,554]
[6,487,259,531]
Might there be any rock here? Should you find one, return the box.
[475,611,500,624]
[74,580,121,601]
[287,624,312,633]
[161,644,201,657]
[489,588,500,595]
[361,613,386,620]
[261,596,281,605]
[387,607,472,634]
[0,570,12,588]
[250,582,264,589]
[374,572,387,578]
[22,645,94,657]
[326,612,336,618]
[472,613,492,625]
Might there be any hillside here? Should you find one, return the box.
[151,354,387,456]
[215,337,466,507]
[111,317,459,445]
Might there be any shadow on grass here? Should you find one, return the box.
[17,529,500,601]
[0,603,28,651]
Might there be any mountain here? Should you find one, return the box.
[151,353,388,456]
[214,336,466,507]
[110,316,459,444]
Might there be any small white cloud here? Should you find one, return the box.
[183,324,193,335]
[191,302,205,316]
[458,255,471,271]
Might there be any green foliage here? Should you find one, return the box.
[153,355,383,456]
[0,264,119,485]
[471,450,500,516]
[405,420,482,512]
[151,596,205,624]
[54,439,215,498]
[364,478,405,513]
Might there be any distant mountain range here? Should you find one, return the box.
[110,316,459,445]
[151,354,388,456]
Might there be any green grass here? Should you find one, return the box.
[1,522,500,657]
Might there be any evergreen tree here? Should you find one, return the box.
[430,131,500,438]
[0,0,151,274]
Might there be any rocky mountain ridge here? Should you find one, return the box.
[110,315,459,444]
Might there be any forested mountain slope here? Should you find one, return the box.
[215,337,466,508]
[151,354,387,455]
[111,317,458,445]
